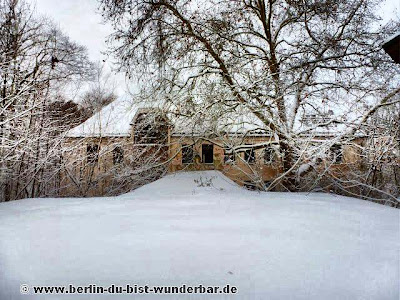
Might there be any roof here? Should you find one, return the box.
[67,97,349,138]
[170,109,270,136]
[66,96,140,137]
[383,31,400,63]
[66,97,273,138]
[171,108,348,137]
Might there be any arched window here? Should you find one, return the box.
[87,144,99,164]
[244,147,256,164]
[182,144,194,164]
[113,146,124,164]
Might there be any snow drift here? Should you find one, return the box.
[0,171,398,299]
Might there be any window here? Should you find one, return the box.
[182,144,194,164]
[264,147,274,164]
[330,144,343,163]
[113,146,124,165]
[202,144,214,164]
[244,147,256,164]
[87,144,99,164]
[224,149,235,163]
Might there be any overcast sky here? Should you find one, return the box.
[32,0,399,97]
[33,0,126,96]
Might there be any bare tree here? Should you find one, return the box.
[80,62,117,116]
[0,0,93,201]
[60,105,170,197]
[100,0,400,203]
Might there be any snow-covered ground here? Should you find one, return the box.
[0,171,398,299]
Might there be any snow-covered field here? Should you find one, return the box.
[0,171,399,299]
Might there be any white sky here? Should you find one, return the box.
[33,0,127,97]
[32,0,399,98]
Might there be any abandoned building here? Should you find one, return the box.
[60,96,364,197]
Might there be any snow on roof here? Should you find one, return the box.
[67,97,271,138]
[170,109,269,136]
[67,97,348,138]
[66,96,141,138]
[295,118,349,137]
[171,109,347,137]
[383,30,400,46]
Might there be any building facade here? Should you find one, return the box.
[60,98,363,196]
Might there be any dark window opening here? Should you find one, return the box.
[330,144,343,163]
[87,144,99,164]
[202,144,214,164]
[264,147,274,164]
[182,144,194,164]
[224,149,235,163]
[244,147,256,164]
[113,146,124,165]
